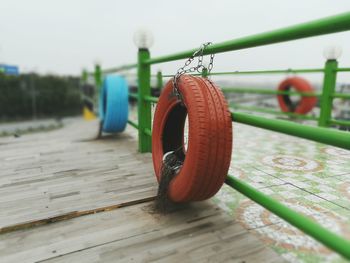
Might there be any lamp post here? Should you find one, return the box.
[134,28,154,153]
[318,45,342,127]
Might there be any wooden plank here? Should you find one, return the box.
[0,119,284,262]
[0,196,155,234]
[0,120,157,229]
[0,201,284,263]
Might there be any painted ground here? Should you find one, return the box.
[131,103,350,263]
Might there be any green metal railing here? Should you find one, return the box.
[231,112,349,149]
[85,11,350,259]
[230,104,319,121]
[221,69,350,127]
[222,87,321,97]
[163,64,350,127]
[162,68,325,77]
[225,176,350,258]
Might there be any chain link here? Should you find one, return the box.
[172,42,215,101]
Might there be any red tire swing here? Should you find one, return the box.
[152,73,232,202]
[277,77,317,114]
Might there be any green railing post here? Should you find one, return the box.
[94,64,102,104]
[93,63,103,118]
[318,59,338,127]
[94,64,102,89]
[81,69,88,84]
[137,49,152,153]
[156,70,163,90]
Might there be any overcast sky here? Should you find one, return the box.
[1,0,350,83]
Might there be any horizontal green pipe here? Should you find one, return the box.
[144,95,159,103]
[230,104,318,121]
[225,175,350,260]
[208,68,324,75]
[97,67,349,78]
[144,128,152,137]
[336,68,350,72]
[329,119,350,127]
[222,87,320,97]
[162,67,350,78]
[102,63,137,74]
[129,93,138,99]
[146,12,350,65]
[162,68,324,78]
[127,120,138,129]
[332,93,350,99]
[231,111,350,150]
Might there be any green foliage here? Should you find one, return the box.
[0,73,82,121]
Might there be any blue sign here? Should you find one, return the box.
[0,64,19,75]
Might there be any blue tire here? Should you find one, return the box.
[99,75,129,133]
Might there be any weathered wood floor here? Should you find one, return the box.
[0,119,283,262]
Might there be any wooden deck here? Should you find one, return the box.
[0,119,283,262]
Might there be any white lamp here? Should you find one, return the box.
[323,45,342,60]
[133,28,154,49]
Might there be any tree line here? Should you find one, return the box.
[0,73,82,121]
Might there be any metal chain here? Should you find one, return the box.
[172,42,215,101]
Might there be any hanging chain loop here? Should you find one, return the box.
[172,42,215,101]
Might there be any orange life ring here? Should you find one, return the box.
[277,77,317,114]
[152,75,232,202]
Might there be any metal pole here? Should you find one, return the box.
[137,49,152,152]
[230,104,318,121]
[222,87,320,97]
[156,70,163,90]
[127,120,139,129]
[231,112,350,150]
[93,64,103,135]
[94,64,102,93]
[94,63,102,113]
[330,119,350,127]
[318,60,338,127]
[208,68,324,75]
[146,12,350,65]
[161,68,325,78]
